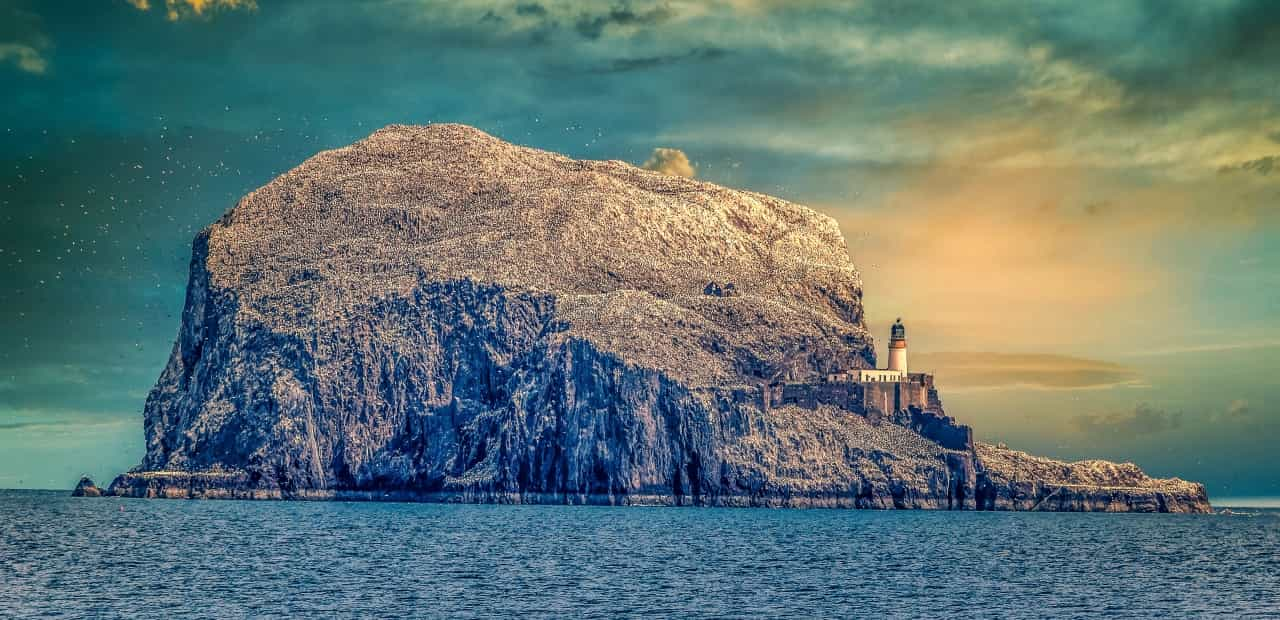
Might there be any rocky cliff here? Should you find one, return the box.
[104,124,1209,512]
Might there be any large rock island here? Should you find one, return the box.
[104,124,1209,512]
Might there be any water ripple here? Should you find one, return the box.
[1,491,1277,618]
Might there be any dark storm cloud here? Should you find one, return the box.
[1072,404,1183,439]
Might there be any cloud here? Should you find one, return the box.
[126,0,258,21]
[642,147,696,177]
[574,4,675,39]
[911,352,1141,391]
[627,2,1280,184]
[594,48,726,73]
[0,43,45,74]
[1211,399,1279,431]
[1123,339,1280,357]
[1225,399,1251,419]
[0,416,133,433]
[1072,403,1182,440]
[476,2,679,41]
[0,6,49,75]
[1219,155,1277,177]
[514,3,548,17]
[1020,46,1127,114]
[1209,399,1277,428]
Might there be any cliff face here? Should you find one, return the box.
[107,124,1209,512]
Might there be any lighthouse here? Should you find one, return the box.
[840,317,913,383]
[887,318,907,373]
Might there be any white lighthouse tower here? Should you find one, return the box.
[887,318,908,373]
[846,317,912,383]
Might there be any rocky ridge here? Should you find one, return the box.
[98,124,1209,512]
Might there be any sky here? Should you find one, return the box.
[1,0,1277,496]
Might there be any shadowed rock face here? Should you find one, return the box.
[106,124,1209,512]
[71,477,101,497]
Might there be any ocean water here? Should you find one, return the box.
[1,491,1277,619]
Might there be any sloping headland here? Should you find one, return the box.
[91,124,1209,512]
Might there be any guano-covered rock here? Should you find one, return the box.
[105,124,1210,513]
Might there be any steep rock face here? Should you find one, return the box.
[108,124,1208,512]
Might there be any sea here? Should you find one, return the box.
[1,490,1277,619]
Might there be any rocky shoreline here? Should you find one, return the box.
[95,433,1211,513]
[95,455,1211,513]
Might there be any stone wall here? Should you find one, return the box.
[757,375,972,451]
[762,376,942,421]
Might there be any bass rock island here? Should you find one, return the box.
[99,124,1210,513]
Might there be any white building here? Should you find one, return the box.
[855,368,905,382]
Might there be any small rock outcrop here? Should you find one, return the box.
[104,124,1209,512]
[975,444,1210,512]
[71,477,102,497]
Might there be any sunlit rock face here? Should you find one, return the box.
[108,124,1209,512]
